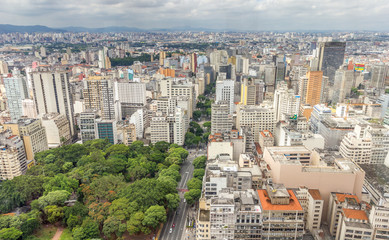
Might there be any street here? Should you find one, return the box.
[159,149,200,240]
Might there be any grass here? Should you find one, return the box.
[59,228,73,240]
[33,225,57,240]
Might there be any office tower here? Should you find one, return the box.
[150,112,170,144]
[240,78,256,105]
[317,42,346,84]
[159,51,166,66]
[305,71,323,106]
[22,99,37,118]
[370,63,388,89]
[236,56,249,74]
[332,69,354,103]
[4,71,29,121]
[216,78,235,114]
[236,104,276,142]
[365,125,389,164]
[264,65,276,86]
[0,129,27,180]
[80,111,97,143]
[31,70,75,136]
[160,79,195,118]
[254,80,265,104]
[310,104,332,133]
[0,60,9,74]
[114,81,146,119]
[219,64,235,80]
[191,52,197,73]
[41,113,71,148]
[173,107,187,146]
[4,119,48,161]
[129,109,144,139]
[83,76,115,120]
[273,83,301,122]
[96,119,117,144]
[209,50,228,72]
[211,101,233,135]
[258,184,305,239]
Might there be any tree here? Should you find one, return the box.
[44,205,64,223]
[193,156,207,169]
[109,198,138,221]
[193,110,202,121]
[105,144,130,158]
[185,132,200,147]
[75,217,100,240]
[184,189,201,205]
[35,190,71,209]
[127,211,144,235]
[87,175,125,202]
[193,169,205,180]
[142,205,167,229]
[154,141,170,153]
[67,214,82,230]
[183,192,194,205]
[43,174,79,194]
[165,193,180,210]
[203,121,211,130]
[103,216,126,238]
[159,168,181,182]
[20,215,40,237]
[0,227,23,240]
[187,178,202,190]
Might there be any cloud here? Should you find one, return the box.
[0,0,388,30]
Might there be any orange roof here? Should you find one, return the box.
[343,208,368,221]
[261,130,273,138]
[308,189,322,200]
[335,193,360,204]
[257,190,303,211]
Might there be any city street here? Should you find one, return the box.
[159,149,201,240]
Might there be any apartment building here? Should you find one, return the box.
[0,130,27,180]
[41,113,71,148]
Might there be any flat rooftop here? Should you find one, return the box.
[258,189,303,211]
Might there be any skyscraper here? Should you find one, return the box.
[216,76,235,115]
[370,63,387,89]
[4,70,29,121]
[211,101,233,135]
[31,70,75,136]
[317,42,346,84]
[305,71,323,107]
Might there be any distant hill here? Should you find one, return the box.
[62,26,145,33]
[0,24,66,33]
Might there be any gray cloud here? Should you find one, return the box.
[0,0,388,30]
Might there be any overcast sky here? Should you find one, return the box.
[1,0,389,31]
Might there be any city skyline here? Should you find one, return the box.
[1,0,389,31]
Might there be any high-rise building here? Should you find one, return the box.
[173,107,187,146]
[83,76,115,120]
[31,70,75,136]
[370,63,387,89]
[216,77,235,114]
[332,69,354,103]
[150,112,170,144]
[41,113,71,148]
[191,52,197,73]
[129,109,144,139]
[305,71,323,107]
[4,118,48,161]
[273,82,301,122]
[96,119,117,144]
[236,104,276,142]
[240,78,256,105]
[0,60,9,74]
[118,122,137,146]
[22,99,37,118]
[317,42,346,84]
[80,111,97,143]
[4,71,29,121]
[159,51,166,66]
[0,129,27,180]
[211,101,232,135]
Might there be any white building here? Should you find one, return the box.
[129,109,144,139]
[4,70,29,121]
[273,83,301,122]
[0,130,27,180]
[80,111,97,143]
[41,113,71,148]
[216,75,235,115]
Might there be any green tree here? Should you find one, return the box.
[159,168,181,182]
[43,174,79,194]
[193,169,205,180]
[193,156,207,169]
[142,205,167,229]
[203,121,211,130]
[35,190,70,209]
[67,214,82,230]
[165,193,180,210]
[109,198,138,221]
[73,217,99,240]
[103,216,126,238]
[154,141,170,153]
[44,205,64,223]
[187,178,202,190]
[0,227,23,240]
[126,211,144,235]
[105,144,130,158]
[184,189,201,205]
[193,110,202,121]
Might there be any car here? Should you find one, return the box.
[183,198,186,203]
[172,223,175,228]
[169,228,172,233]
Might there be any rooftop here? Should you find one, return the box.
[308,189,322,201]
[257,189,303,211]
[335,193,360,204]
[343,208,369,221]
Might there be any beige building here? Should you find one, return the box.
[340,132,372,164]
[263,146,365,220]
[4,118,48,160]
[0,130,27,180]
[118,122,137,146]
[369,204,389,239]
[41,113,71,148]
[258,184,305,240]
[150,112,170,144]
[258,130,274,149]
[211,101,233,135]
[236,104,276,142]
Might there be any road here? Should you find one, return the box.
[159,149,204,240]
